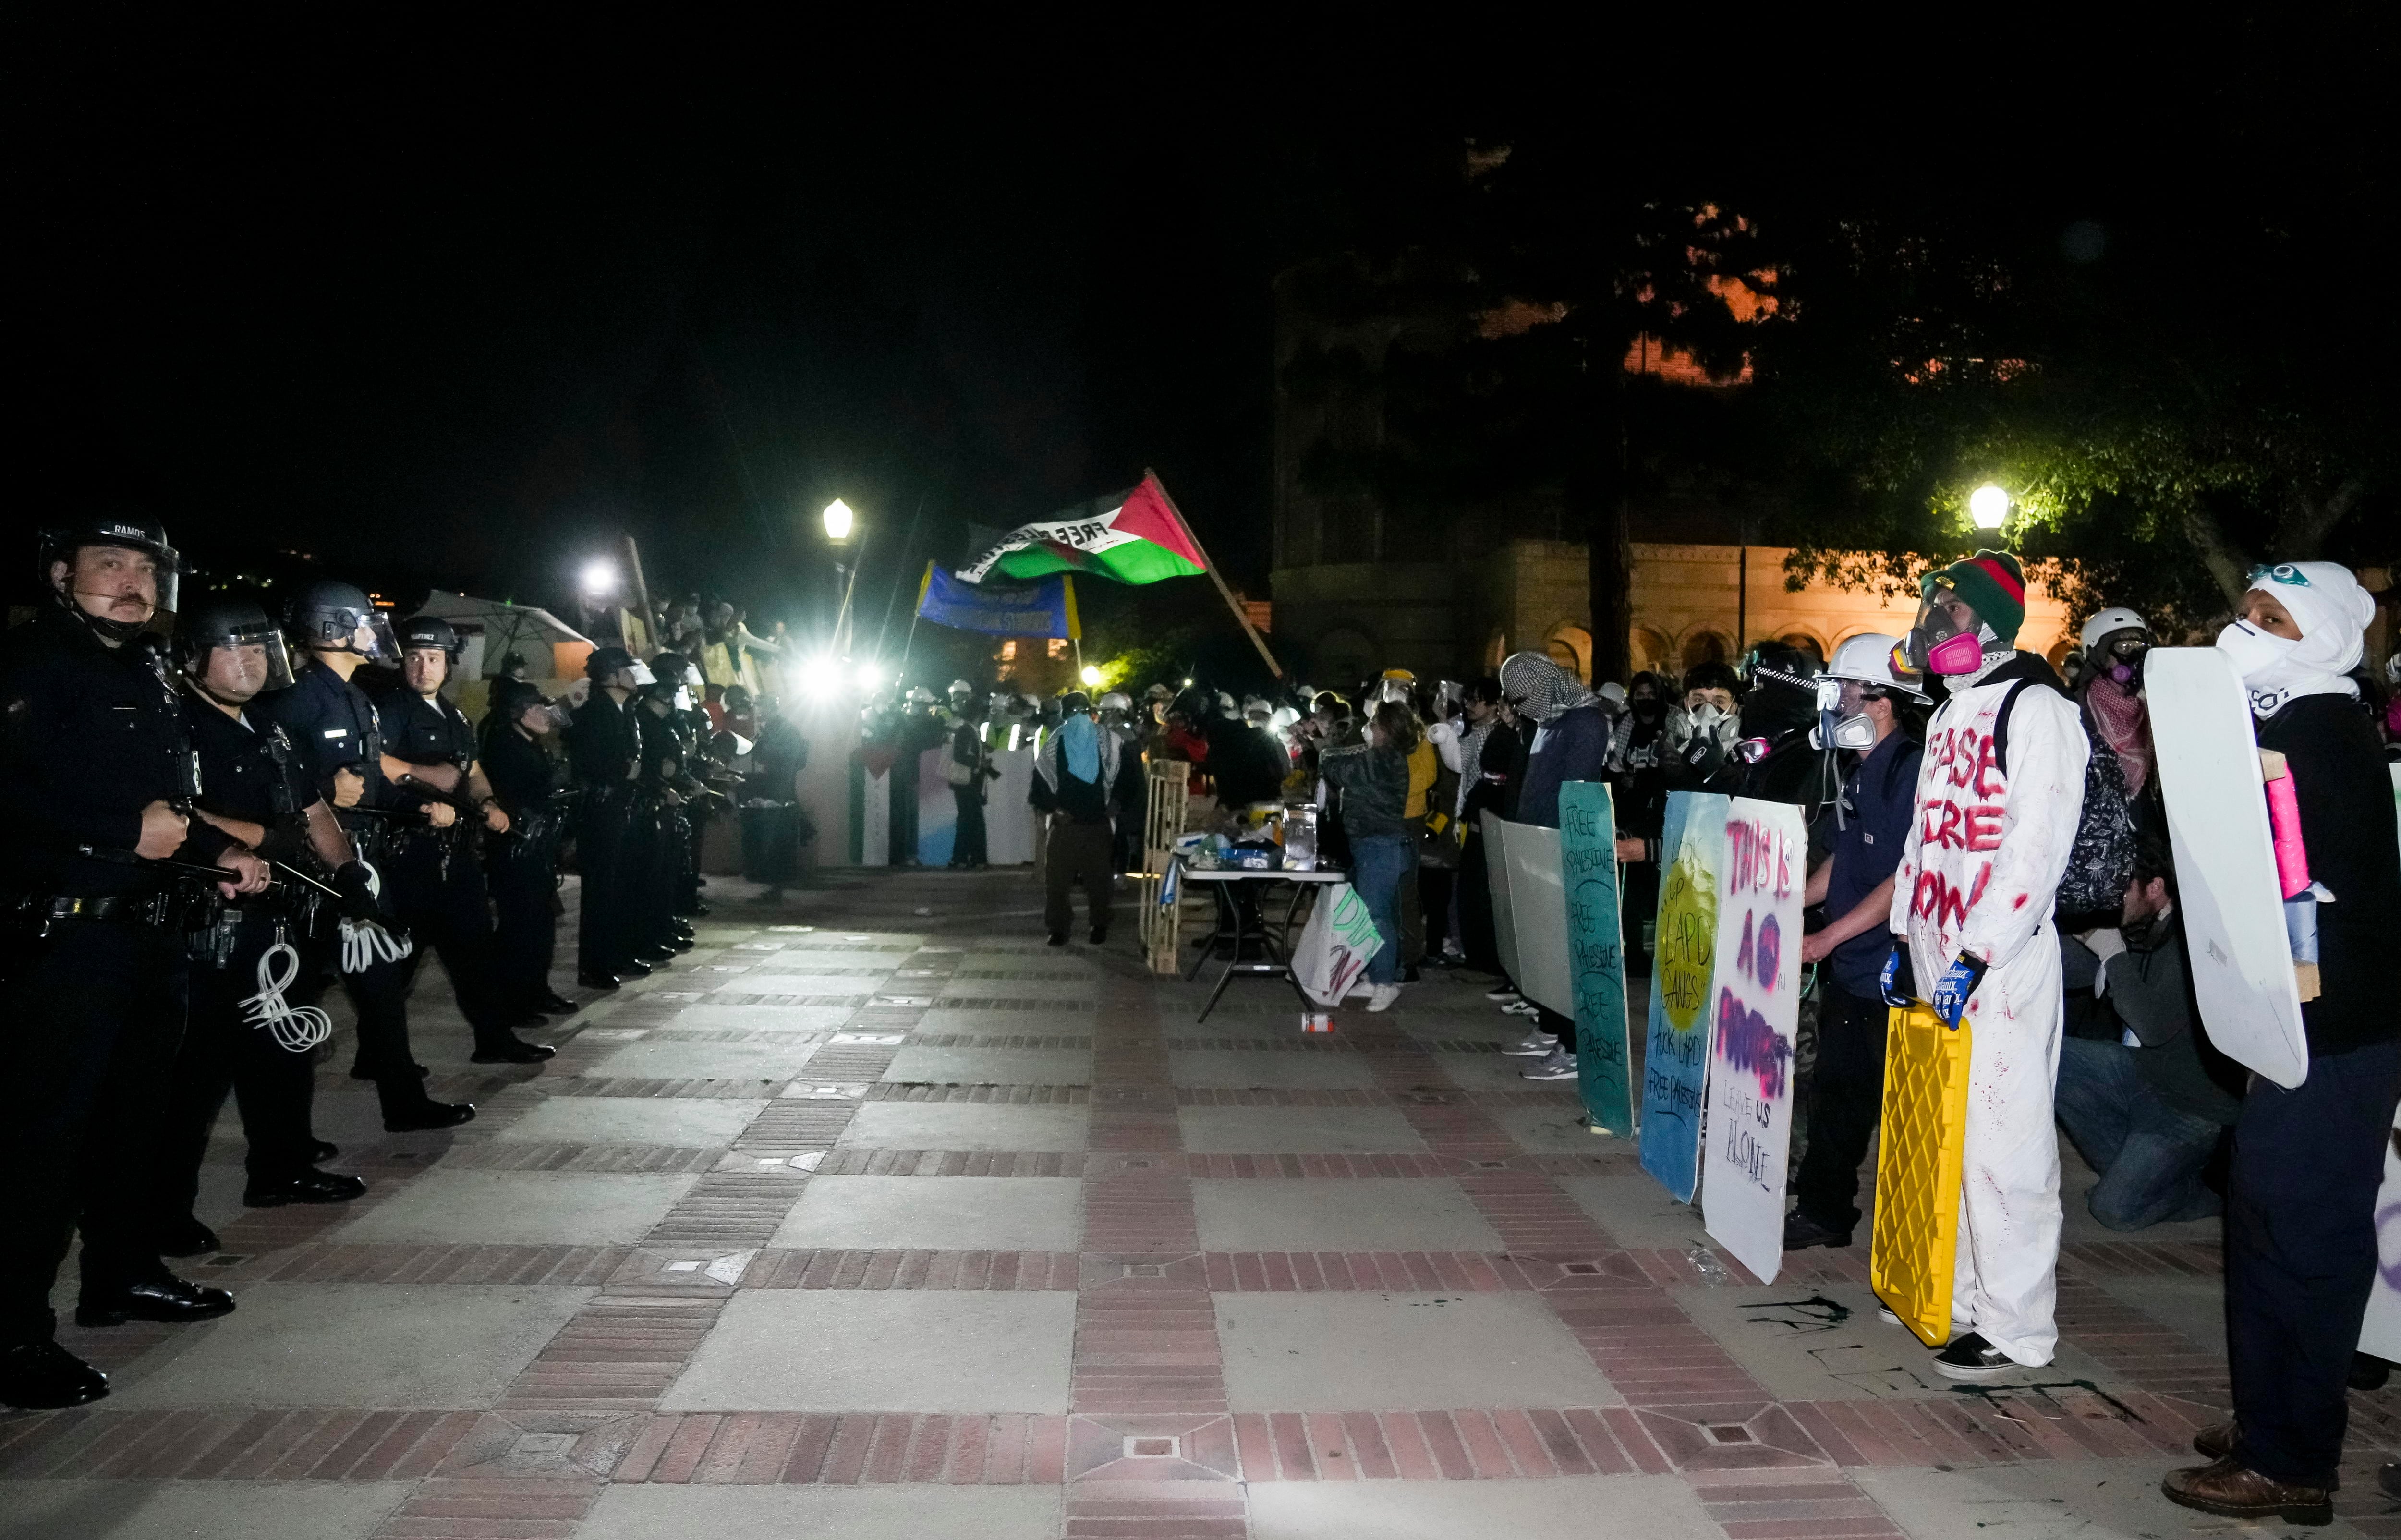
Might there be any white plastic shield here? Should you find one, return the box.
[1495,818,1573,1017]
[2353,1104,2401,1366]
[2144,648,2309,1089]
[1483,811,1522,988]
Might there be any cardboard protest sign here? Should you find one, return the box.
[1639,791,1729,1202]
[1700,798,1806,1284]
[1483,810,1522,989]
[1560,781,1633,1137]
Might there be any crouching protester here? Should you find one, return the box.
[2164,562,2401,1526]
[1883,550,2088,1382]
[2051,842,2239,1233]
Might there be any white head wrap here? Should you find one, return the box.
[2216,560,2374,717]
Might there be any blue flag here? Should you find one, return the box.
[914,563,1080,639]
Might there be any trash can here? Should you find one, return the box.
[740,801,801,885]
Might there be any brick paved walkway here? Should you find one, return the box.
[5,866,2399,1537]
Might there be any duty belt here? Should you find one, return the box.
[14,889,182,931]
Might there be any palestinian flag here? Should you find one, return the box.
[957,472,1208,585]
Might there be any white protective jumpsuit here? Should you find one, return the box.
[1888,659,2088,1365]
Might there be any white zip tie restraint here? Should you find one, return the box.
[242,939,333,1052]
[337,860,415,973]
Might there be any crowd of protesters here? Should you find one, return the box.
[978,549,2399,1524]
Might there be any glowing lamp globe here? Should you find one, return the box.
[1079,665,1103,687]
[822,499,855,541]
[1968,485,2010,530]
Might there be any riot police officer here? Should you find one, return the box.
[266,582,474,1130]
[377,615,551,1064]
[479,677,574,1017]
[631,658,701,962]
[151,596,372,1259]
[563,646,649,988]
[0,517,267,1410]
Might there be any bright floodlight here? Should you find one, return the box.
[581,559,617,596]
[1079,665,1103,687]
[822,498,855,541]
[855,662,881,691]
[805,655,843,697]
[1968,484,2010,530]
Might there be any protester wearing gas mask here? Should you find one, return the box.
[1784,634,1929,1252]
[1883,548,2088,1382]
[2077,607,2154,798]
[1662,662,1744,788]
[2165,561,2401,1525]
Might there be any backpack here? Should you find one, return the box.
[1992,676,2138,927]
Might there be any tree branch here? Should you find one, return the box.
[2179,505,2253,606]
[2275,477,2364,560]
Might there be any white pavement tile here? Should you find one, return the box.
[838,1102,1089,1152]
[1250,1475,1718,1540]
[1177,1104,1427,1154]
[331,1169,699,1245]
[1215,1292,1620,1411]
[1192,1178,1502,1253]
[771,1175,1083,1251]
[586,1038,827,1079]
[577,1485,1065,1540]
[0,1480,413,1540]
[107,1283,592,1408]
[495,1097,767,1147]
[1852,1458,2260,1539]
[661,1291,1076,1412]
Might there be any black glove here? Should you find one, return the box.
[333,861,385,924]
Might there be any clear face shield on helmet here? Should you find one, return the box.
[192,624,297,702]
[345,610,402,664]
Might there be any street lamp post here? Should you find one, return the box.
[822,499,859,657]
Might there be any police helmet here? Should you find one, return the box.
[177,594,296,695]
[585,644,656,687]
[399,614,463,659]
[39,513,182,639]
[288,581,400,663]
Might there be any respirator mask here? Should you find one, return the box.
[1901,585,1990,676]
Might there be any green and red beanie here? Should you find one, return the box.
[1922,549,2027,645]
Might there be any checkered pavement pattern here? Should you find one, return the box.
[4,867,2398,1538]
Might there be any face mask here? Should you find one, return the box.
[1906,591,1992,676]
[2107,663,2135,683]
[1830,714,1878,751]
[2215,620,2300,685]
[1632,700,1665,724]
[1685,703,1728,735]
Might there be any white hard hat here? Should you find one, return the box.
[947,678,974,695]
[1825,632,1929,702]
[1595,681,1627,708]
[1098,691,1132,711]
[1268,705,1301,731]
[2079,607,2148,654]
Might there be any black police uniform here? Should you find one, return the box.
[0,607,236,1359]
[631,700,688,958]
[150,694,344,1237]
[263,658,445,1114]
[480,717,565,1012]
[563,689,643,980]
[375,689,517,1048]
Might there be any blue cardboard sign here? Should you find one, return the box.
[1559,781,1633,1138]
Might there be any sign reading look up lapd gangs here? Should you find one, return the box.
[1700,797,1806,1283]
[1559,782,1632,1137]
[1638,791,1728,1202]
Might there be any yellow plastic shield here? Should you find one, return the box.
[1869,1003,1973,1348]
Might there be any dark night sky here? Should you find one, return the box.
[16,14,2397,655]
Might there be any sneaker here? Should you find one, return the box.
[1782,1211,1853,1250]
[1931,1331,2023,1382]
[1501,999,1542,1017]
[1346,983,1374,1001]
[1501,1034,1555,1055]
[1521,1048,1579,1081]
[1485,986,1522,1002]
[1366,984,1401,1013]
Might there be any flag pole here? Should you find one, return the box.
[1145,469,1283,679]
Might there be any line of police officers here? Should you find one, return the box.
[0,518,723,1410]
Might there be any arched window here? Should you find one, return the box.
[1545,624,1592,684]
[1629,627,1670,676]
[1680,629,1731,670]
[1776,630,1826,666]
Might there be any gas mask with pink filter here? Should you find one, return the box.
[1897,582,1996,678]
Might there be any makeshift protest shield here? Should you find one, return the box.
[1700,798,1806,1284]
[2144,648,2309,1088]
[1639,791,1729,1203]
[1495,818,1573,1017]
[1870,1003,1975,1347]
[1483,810,1522,988]
[1559,782,1634,1137]
[2353,1103,2401,1366]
